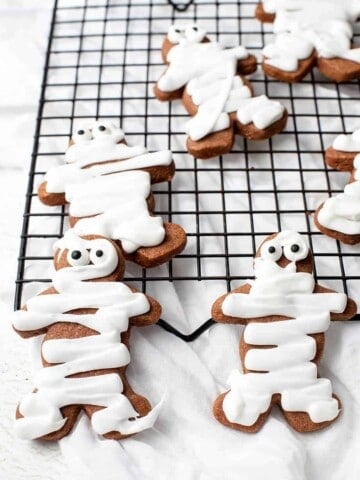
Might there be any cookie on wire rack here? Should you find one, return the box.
[315,128,360,245]
[154,24,287,159]
[211,231,356,433]
[13,232,163,441]
[37,120,187,268]
[255,0,360,83]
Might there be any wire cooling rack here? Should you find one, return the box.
[15,0,360,340]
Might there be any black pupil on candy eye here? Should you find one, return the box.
[96,250,103,257]
[77,130,85,135]
[71,250,82,260]
[193,26,198,31]
[291,244,300,252]
[98,125,106,131]
[175,29,181,33]
[268,246,276,254]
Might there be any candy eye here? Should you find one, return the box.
[260,241,282,262]
[92,121,111,138]
[73,127,92,143]
[283,242,308,262]
[184,24,206,42]
[168,25,184,44]
[89,245,108,265]
[67,249,90,267]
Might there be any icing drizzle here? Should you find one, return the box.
[13,234,160,440]
[158,24,285,140]
[220,231,347,426]
[262,0,360,71]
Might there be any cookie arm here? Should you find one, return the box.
[211,283,252,325]
[140,159,176,184]
[314,284,357,321]
[128,286,162,326]
[12,287,56,339]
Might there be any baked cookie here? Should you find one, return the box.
[38,121,187,267]
[154,24,287,159]
[13,232,162,441]
[315,128,360,244]
[212,231,356,433]
[255,0,360,82]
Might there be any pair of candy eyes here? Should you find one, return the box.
[263,242,306,262]
[72,249,103,259]
[174,26,199,34]
[76,124,108,137]
[268,244,300,254]
[67,248,104,266]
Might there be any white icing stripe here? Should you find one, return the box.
[219,231,346,426]
[158,25,284,140]
[66,171,165,254]
[13,235,160,440]
[333,128,360,152]
[223,292,347,318]
[262,0,360,72]
[318,154,360,235]
[46,147,172,193]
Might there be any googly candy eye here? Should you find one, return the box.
[89,239,117,266]
[72,127,93,143]
[260,240,282,262]
[167,25,185,44]
[283,240,309,262]
[184,24,206,43]
[89,247,106,265]
[92,120,112,138]
[67,249,90,267]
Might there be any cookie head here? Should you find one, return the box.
[256,231,312,274]
[167,23,206,45]
[54,232,125,282]
[66,121,125,164]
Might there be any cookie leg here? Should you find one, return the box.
[317,56,360,83]
[125,222,187,268]
[85,392,153,440]
[186,127,235,159]
[235,110,288,141]
[280,383,341,433]
[281,395,341,433]
[213,392,272,433]
[16,398,81,441]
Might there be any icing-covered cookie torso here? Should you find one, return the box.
[154,24,287,159]
[256,0,360,82]
[212,231,356,433]
[38,121,187,267]
[13,233,162,441]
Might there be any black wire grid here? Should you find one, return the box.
[15,0,360,340]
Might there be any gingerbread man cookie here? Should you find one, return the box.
[255,0,360,82]
[13,232,162,441]
[38,120,187,268]
[212,231,356,433]
[315,128,360,244]
[154,24,287,159]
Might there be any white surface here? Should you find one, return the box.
[1,1,360,480]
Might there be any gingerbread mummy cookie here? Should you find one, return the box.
[13,232,162,441]
[212,231,356,433]
[255,0,360,83]
[315,128,360,244]
[38,121,186,268]
[154,24,287,159]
